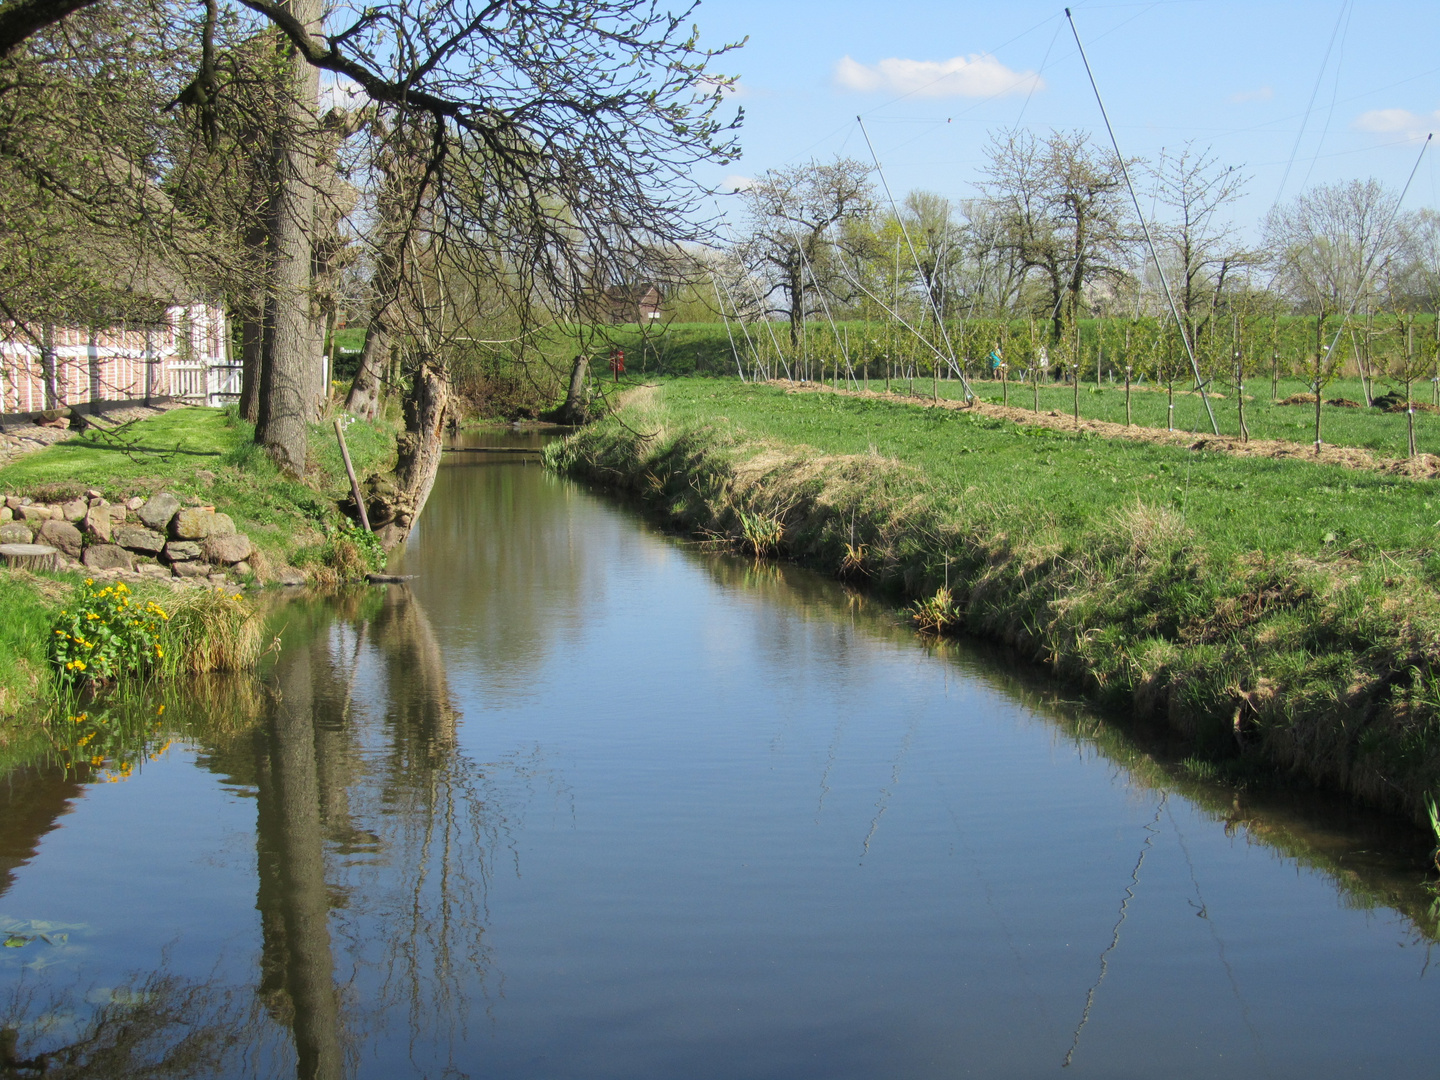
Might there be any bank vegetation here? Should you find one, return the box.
[550,380,1440,825]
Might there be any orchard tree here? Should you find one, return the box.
[977,128,1133,342]
[736,157,875,346]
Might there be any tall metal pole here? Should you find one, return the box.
[711,274,746,381]
[1065,8,1219,435]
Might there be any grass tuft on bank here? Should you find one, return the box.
[549,378,1440,824]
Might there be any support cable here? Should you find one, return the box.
[1065,8,1220,435]
[857,117,974,400]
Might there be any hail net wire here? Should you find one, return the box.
[708,271,749,381]
[857,117,975,399]
[785,220,855,377]
[715,200,793,380]
[1064,7,1219,435]
[1293,0,1354,197]
[711,262,764,374]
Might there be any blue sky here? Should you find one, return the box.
[689,0,1440,240]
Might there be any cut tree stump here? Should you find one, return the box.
[0,543,59,571]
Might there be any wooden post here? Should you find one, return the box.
[333,419,371,532]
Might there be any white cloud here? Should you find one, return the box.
[833,53,1042,99]
[1353,107,1439,141]
[320,75,365,114]
[1227,86,1273,104]
[721,175,754,192]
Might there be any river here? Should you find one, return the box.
[1,428,1438,1078]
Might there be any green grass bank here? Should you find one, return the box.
[0,405,395,736]
[548,378,1440,825]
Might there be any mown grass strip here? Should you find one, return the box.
[549,378,1440,824]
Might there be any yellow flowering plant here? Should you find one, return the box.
[49,579,169,685]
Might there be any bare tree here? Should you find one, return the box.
[1147,142,1251,346]
[1265,178,1405,318]
[736,157,874,347]
[954,197,1028,315]
[1265,178,1407,448]
[978,128,1133,341]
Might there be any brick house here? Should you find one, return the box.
[603,284,663,324]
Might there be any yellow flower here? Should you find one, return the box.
[84,578,93,586]
[156,705,165,716]
[74,661,85,671]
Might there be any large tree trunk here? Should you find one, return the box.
[255,0,324,474]
[344,319,390,420]
[370,357,448,549]
[254,641,344,1080]
[238,304,264,423]
[556,353,590,425]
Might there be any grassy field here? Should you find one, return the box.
[642,380,1440,561]
[551,378,1440,823]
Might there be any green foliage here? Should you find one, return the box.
[343,522,388,572]
[911,587,960,634]
[296,522,386,583]
[48,579,168,685]
[0,571,62,715]
[736,509,785,557]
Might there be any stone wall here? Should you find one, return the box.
[1,489,262,586]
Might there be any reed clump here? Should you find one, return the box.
[547,381,1440,826]
[159,586,265,675]
[295,523,387,587]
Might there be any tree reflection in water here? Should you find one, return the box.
[3,584,539,1079]
[1,967,264,1078]
[252,583,539,1078]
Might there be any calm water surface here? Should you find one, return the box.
[2,429,1439,1078]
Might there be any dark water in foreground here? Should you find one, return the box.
[3,429,1440,1079]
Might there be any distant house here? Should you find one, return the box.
[603,284,663,324]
